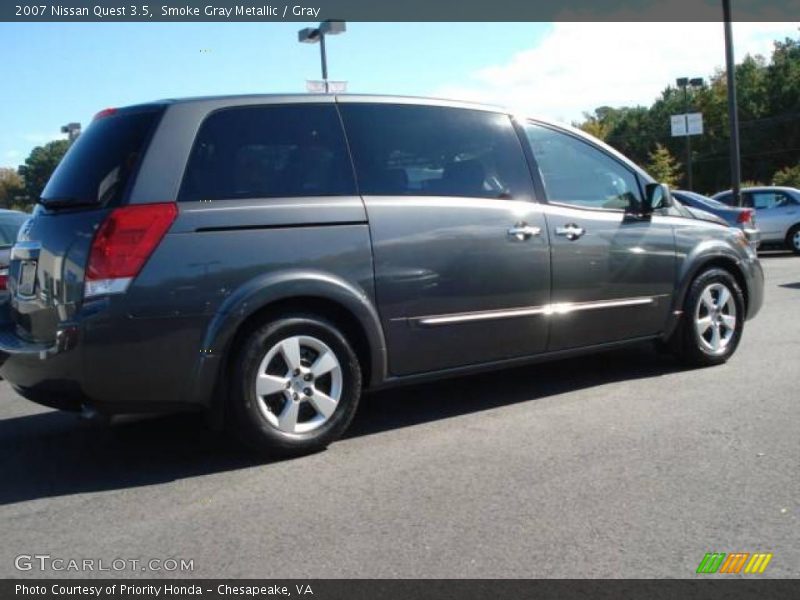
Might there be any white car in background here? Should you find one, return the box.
[713,186,800,254]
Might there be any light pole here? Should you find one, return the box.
[675,77,704,190]
[298,20,346,93]
[722,0,743,206]
[61,122,81,143]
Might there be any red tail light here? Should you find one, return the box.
[85,203,177,298]
[0,271,7,291]
[737,209,754,224]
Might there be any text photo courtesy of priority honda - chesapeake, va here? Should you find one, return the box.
[0,1,798,598]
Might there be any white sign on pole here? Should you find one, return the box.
[306,80,348,93]
[671,112,703,136]
[686,112,703,135]
[670,115,686,136]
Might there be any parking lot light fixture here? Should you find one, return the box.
[297,20,346,93]
[60,122,81,143]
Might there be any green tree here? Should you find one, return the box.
[576,106,619,141]
[572,33,800,195]
[0,168,25,208]
[772,162,800,187]
[645,143,681,187]
[18,139,70,206]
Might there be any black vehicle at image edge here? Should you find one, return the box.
[0,95,764,456]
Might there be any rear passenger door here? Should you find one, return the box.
[339,102,550,376]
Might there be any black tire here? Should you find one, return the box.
[229,314,362,457]
[786,224,800,255]
[668,268,745,367]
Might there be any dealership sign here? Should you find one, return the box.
[671,112,703,136]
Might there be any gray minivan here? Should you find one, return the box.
[0,95,763,455]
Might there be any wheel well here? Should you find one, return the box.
[693,257,749,312]
[224,296,373,387]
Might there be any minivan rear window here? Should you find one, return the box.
[41,106,163,207]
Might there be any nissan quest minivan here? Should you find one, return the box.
[0,95,763,455]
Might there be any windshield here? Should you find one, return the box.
[41,106,163,207]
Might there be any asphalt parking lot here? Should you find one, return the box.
[0,253,797,579]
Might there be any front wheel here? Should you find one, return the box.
[229,314,362,457]
[668,268,745,367]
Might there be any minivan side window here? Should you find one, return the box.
[179,104,355,201]
[339,104,533,201]
[523,122,642,211]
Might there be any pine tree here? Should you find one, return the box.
[646,143,681,187]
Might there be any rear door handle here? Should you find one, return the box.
[555,223,586,240]
[507,223,542,241]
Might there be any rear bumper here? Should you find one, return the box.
[0,322,79,360]
[0,302,207,415]
[0,320,86,412]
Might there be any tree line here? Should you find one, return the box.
[0,139,69,210]
[577,35,800,194]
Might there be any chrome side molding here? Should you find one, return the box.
[417,296,661,327]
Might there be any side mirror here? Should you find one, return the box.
[643,182,673,214]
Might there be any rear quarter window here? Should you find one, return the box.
[41,107,163,207]
[178,104,356,201]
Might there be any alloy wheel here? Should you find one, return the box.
[253,335,343,434]
[694,282,737,355]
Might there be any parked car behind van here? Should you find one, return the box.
[0,209,30,302]
[712,186,800,253]
[0,95,763,455]
[671,189,759,248]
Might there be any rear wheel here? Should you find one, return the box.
[668,268,745,367]
[229,314,362,456]
[786,225,800,255]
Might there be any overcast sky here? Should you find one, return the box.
[0,21,797,169]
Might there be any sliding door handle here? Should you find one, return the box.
[507,223,542,241]
[555,223,585,240]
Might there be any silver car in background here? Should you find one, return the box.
[672,190,759,248]
[713,186,800,254]
[0,210,29,301]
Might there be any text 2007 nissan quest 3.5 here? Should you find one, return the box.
[0,95,763,456]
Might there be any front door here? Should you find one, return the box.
[339,102,551,375]
[522,122,677,352]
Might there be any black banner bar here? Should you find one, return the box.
[2,0,799,22]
